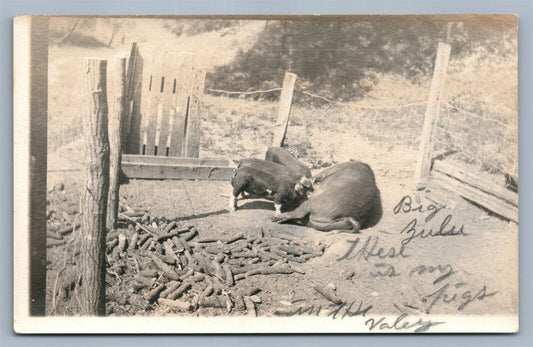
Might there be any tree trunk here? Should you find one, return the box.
[80,58,110,316]
[57,18,79,45]
[106,25,120,48]
[107,57,126,230]
[280,21,294,72]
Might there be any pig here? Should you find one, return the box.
[239,158,313,193]
[230,164,309,214]
[272,161,382,232]
[265,147,312,179]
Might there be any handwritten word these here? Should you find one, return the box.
[394,195,468,245]
[337,236,409,262]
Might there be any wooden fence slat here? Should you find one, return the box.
[166,105,177,156]
[433,160,518,206]
[154,51,177,156]
[154,102,164,155]
[431,171,518,223]
[144,51,166,156]
[138,47,154,155]
[122,41,137,146]
[81,58,110,315]
[168,52,194,157]
[273,72,297,147]
[124,43,145,154]
[183,67,206,157]
[414,42,451,188]
[107,56,127,231]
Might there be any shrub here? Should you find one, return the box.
[207,16,516,105]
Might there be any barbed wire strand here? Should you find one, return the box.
[353,100,428,110]
[207,87,282,95]
[439,116,493,141]
[297,90,348,105]
[206,85,428,110]
[443,101,512,129]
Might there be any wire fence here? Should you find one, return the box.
[207,85,428,109]
[435,99,517,177]
[205,83,518,178]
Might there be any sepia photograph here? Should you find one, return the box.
[13,14,518,333]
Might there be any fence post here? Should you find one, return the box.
[80,58,110,315]
[273,72,297,147]
[123,41,137,147]
[124,42,145,154]
[414,42,451,189]
[107,57,127,231]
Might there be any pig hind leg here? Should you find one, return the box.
[308,216,360,232]
[272,200,311,222]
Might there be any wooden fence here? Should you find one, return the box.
[120,43,236,180]
[119,43,299,181]
[123,45,205,158]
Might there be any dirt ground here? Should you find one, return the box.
[45,142,518,320]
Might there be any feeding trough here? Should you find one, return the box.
[121,155,236,181]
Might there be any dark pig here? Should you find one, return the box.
[239,158,313,193]
[230,165,308,214]
[272,161,382,232]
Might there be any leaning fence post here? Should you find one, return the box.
[80,57,110,316]
[273,72,297,147]
[414,42,451,189]
[107,56,127,231]
[123,41,137,147]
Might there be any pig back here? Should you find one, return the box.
[265,147,312,179]
[238,158,298,182]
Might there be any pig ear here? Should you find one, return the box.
[300,177,312,188]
